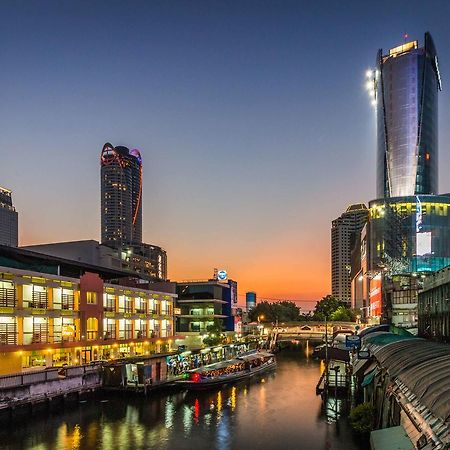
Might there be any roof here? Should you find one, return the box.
[370,426,414,450]
[346,203,367,212]
[371,339,450,422]
[0,244,140,281]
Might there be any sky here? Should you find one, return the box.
[2,0,450,305]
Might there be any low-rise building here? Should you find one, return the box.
[0,245,176,375]
[418,265,450,343]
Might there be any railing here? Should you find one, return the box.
[0,362,103,390]
[135,308,146,314]
[103,305,115,312]
[103,329,116,340]
[0,287,16,307]
[61,293,75,310]
[31,291,48,308]
[0,323,17,345]
[135,328,148,339]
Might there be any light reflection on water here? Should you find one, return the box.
[0,352,363,450]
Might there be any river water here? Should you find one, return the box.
[0,351,364,450]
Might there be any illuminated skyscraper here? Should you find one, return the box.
[100,142,143,247]
[331,204,368,304]
[373,32,441,198]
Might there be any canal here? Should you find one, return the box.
[0,351,364,450]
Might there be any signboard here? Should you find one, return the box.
[369,275,382,318]
[357,350,370,359]
[62,325,75,338]
[345,335,361,349]
[217,270,228,281]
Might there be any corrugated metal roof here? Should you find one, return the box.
[370,338,450,422]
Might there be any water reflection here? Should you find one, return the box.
[0,353,362,450]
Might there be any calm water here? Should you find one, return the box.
[0,352,363,450]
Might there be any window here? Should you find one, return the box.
[86,291,97,304]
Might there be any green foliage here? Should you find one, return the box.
[330,306,356,322]
[203,322,226,346]
[313,295,355,322]
[248,301,300,323]
[349,403,376,434]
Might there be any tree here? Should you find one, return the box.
[248,301,300,323]
[349,403,375,434]
[330,306,356,322]
[313,295,344,321]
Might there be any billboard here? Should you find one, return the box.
[369,275,382,317]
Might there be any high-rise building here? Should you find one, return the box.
[0,186,18,247]
[331,204,368,303]
[100,142,143,248]
[374,32,441,198]
[246,292,257,311]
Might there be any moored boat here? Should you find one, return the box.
[176,351,276,390]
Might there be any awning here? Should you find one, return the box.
[370,426,414,450]
[361,370,376,387]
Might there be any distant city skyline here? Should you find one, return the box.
[2,1,450,300]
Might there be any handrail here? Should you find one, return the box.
[0,362,103,390]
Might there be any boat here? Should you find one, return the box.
[176,351,276,390]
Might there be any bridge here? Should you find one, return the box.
[263,322,359,350]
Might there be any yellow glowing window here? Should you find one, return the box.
[426,153,430,161]
[86,292,97,304]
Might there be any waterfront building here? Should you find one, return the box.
[246,291,257,311]
[0,245,176,375]
[418,265,450,342]
[331,204,368,304]
[100,142,143,248]
[373,32,441,198]
[0,186,18,247]
[23,240,167,281]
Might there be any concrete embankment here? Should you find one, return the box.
[0,363,102,419]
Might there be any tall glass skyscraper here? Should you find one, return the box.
[100,142,143,247]
[374,32,442,198]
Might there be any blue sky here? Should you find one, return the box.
[1,0,450,301]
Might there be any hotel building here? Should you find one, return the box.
[0,245,177,375]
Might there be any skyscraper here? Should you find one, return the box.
[331,204,368,303]
[100,142,143,247]
[374,32,441,198]
[0,186,18,247]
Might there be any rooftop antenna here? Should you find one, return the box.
[403,32,409,43]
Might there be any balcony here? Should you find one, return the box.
[0,323,17,345]
[0,287,16,308]
[103,329,116,340]
[61,293,75,310]
[135,307,147,314]
[30,291,48,309]
[103,305,115,312]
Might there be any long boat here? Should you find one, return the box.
[176,351,276,390]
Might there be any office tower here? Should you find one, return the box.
[246,292,257,311]
[331,204,368,303]
[100,142,143,248]
[374,32,441,198]
[0,186,18,247]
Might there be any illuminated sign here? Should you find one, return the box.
[416,232,432,256]
[217,270,228,281]
[62,325,75,338]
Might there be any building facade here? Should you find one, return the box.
[23,240,167,281]
[374,33,441,198]
[100,142,143,248]
[331,204,368,303]
[0,186,18,247]
[418,265,450,343]
[0,245,176,375]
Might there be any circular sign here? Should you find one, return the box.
[217,270,228,281]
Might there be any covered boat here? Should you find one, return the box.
[176,351,276,390]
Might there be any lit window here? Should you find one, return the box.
[86,292,97,304]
